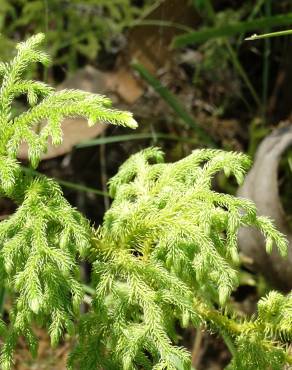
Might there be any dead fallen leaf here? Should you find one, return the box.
[124,0,199,73]
[18,66,110,161]
[104,67,143,104]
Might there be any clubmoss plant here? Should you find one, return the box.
[0,33,136,368]
[0,34,291,370]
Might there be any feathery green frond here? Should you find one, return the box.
[0,34,291,370]
[0,33,137,170]
[70,148,290,369]
[0,34,137,369]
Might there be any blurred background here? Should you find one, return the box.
[1,0,292,368]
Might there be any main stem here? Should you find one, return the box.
[196,302,292,365]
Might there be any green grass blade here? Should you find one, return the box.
[77,133,199,148]
[129,19,194,33]
[173,13,292,47]
[262,0,272,116]
[179,0,261,108]
[21,166,109,197]
[132,62,216,147]
[245,28,292,40]
[237,0,265,47]
[224,41,261,107]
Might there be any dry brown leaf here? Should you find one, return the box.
[18,66,110,161]
[17,64,144,160]
[125,0,199,73]
[18,119,107,160]
[104,67,143,104]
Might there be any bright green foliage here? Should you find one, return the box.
[0,0,155,69]
[0,34,136,369]
[228,291,292,369]
[0,33,136,171]
[69,148,291,369]
[0,34,291,370]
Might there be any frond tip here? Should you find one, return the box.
[70,148,290,369]
[0,33,138,171]
[0,33,291,370]
[0,33,138,369]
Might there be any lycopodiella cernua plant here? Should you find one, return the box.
[0,34,291,370]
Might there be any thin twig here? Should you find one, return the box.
[191,327,203,368]
[99,133,110,210]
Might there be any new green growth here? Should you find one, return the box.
[0,34,290,370]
